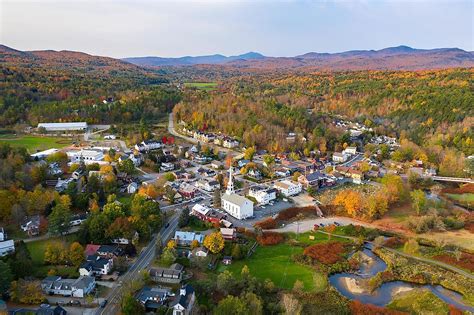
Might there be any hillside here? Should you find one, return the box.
[124,46,474,70]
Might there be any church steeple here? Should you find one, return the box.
[226,166,235,195]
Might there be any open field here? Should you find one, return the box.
[418,230,474,251]
[0,135,72,152]
[446,193,474,203]
[184,82,218,91]
[387,289,450,314]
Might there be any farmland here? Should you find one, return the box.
[0,135,71,152]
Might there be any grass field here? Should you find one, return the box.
[387,289,449,314]
[184,82,218,91]
[0,135,71,152]
[26,235,79,278]
[446,193,474,203]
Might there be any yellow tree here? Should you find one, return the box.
[203,232,225,254]
[69,242,85,266]
[334,190,363,217]
[167,240,177,249]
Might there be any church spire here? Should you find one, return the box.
[226,166,235,195]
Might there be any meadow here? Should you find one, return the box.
[184,82,218,91]
[0,135,71,152]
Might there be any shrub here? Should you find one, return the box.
[303,241,345,265]
[254,217,277,229]
[256,232,284,246]
[349,300,407,315]
[276,206,318,221]
[384,237,406,248]
[433,252,474,273]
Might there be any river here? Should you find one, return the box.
[329,246,474,312]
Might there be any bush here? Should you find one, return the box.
[254,218,277,229]
[256,232,284,246]
[276,206,318,221]
[303,242,346,265]
[384,237,406,248]
[350,300,406,315]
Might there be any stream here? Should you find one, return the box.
[329,246,474,312]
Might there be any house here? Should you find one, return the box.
[161,162,175,172]
[0,227,14,257]
[220,228,236,241]
[238,159,250,168]
[104,135,116,140]
[275,167,291,178]
[69,213,87,226]
[221,167,253,220]
[248,186,277,205]
[20,215,43,236]
[10,305,67,315]
[222,256,232,265]
[55,178,75,193]
[135,140,162,152]
[171,284,195,315]
[298,172,326,189]
[274,180,302,197]
[247,168,262,180]
[196,179,220,192]
[174,231,204,246]
[120,153,142,167]
[332,152,349,163]
[210,160,223,169]
[38,122,87,132]
[96,244,123,258]
[335,166,364,184]
[79,255,113,276]
[194,155,210,164]
[190,204,226,225]
[178,183,197,199]
[343,147,357,155]
[68,149,104,164]
[41,276,96,298]
[190,247,208,257]
[84,244,100,256]
[149,263,185,284]
[223,138,239,149]
[127,182,139,194]
[136,287,172,312]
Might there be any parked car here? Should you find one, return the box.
[69,300,81,306]
[100,300,108,308]
[334,222,341,226]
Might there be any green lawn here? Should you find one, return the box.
[184,82,218,91]
[0,135,71,152]
[218,243,321,292]
[446,193,474,203]
[387,289,450,314]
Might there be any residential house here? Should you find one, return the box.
[248,186,277,205]
[343,147,357,155]
[247,168,262,180]
[178,183,197,199]
[332,152,349,163]
[79,255,113,276]
[274,180,302,197]
[149,263,185,284]
[96,244,123,259]
[136,287,172,312]
[10,305,67,315]
[41,276,96,298]
[84,244,100,256]
[171,285,195,315]
[0,227,14,257]
[55,178,75,193]
[190,204,226,225]
[190,247,208,257]
[210,160,223,169]
[174,231,204,246]
[127,182,139,194]
[220,228,236,241]
[335,166,364,184]
[135,140,162,152]
[69,213,87,226]
[161,162,175,172]
[196,179,220,192]
[238,159,250,168]
[298,172,326,189]
[20,215,43,236]
[223,138,239,149]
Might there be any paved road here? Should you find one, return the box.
[95,213,181,315]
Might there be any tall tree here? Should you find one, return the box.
[48,203,72,236]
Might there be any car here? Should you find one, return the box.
[334,222,341,226]
[100,300,108,308]
[69,300,81,306]
[165,223,170,228]
[320,223,325,227]
[40,304,50,308]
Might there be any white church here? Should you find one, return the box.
[221,167,254,220]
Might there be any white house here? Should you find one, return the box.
[248,186,277,205]
[190,247,208,258]
[127,182,139,194]
[135,140,162,152]
[38,122,87,132]
[79,255,113,276]
[0,228,14,257]
[68,149,104,164]
[332,152,349,163]
[274,180,302,197]
[41,276,96,298]
[343,147,357,155]
[223,138,239,149]
[174,231,205,246]
[196,179,220,192]
[172,285,195,315]
[161,162,175,172]
[221,167,253,220]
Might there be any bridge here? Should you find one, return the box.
[430,176,473,184]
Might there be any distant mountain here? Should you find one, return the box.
[123,52,265,66]
[124,46,474,70]
[0,45,144,74]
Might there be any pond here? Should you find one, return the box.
[329,246,474,312]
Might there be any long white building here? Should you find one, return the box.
[221,167,253,219]
[274,180,302,197]
[38,122,87,132]
[67,149,104,164]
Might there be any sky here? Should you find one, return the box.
[1,0,473,58]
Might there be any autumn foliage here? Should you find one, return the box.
[303,241,346,264]
[433,252,474,273]
[349,300,407,315]
[275,206,318,221]
[254,217,277,229]
[256,232,284,246]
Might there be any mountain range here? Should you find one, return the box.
[1,44,473,71]
[122,45,474,70]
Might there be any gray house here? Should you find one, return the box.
[41,276,96,298]
[149,263,184,284]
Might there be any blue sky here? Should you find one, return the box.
[1,0,473,58]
